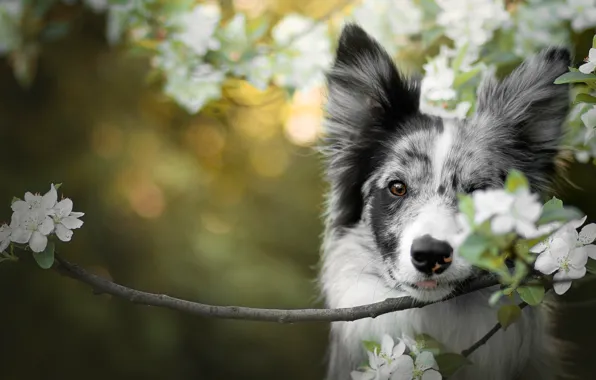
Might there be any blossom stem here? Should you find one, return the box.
[461,302,528,358]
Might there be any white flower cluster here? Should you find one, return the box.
[435,0,510,50]
[0,184,84,254]
[351,335,441,380]
[532,216,596,294]
[350,0,422,57]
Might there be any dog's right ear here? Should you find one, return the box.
[322,24,420,228]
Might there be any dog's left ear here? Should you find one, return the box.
[474,48,572,188]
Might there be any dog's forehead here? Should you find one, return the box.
[377,117,498,187]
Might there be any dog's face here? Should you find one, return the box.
[322,24,571,302]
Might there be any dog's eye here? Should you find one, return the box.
[466,184,489,193]
[388,181,407,197]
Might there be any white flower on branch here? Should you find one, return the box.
[579,48,596,74]
[559,0,596,32]
[271,13,332,91]
[390,351,441,380]
[172,3,221,56]
[532,216,595,294]
[471,187,542,238]
[11,184,58,214]
[51,199,85,242]
[580,105,596,145]
[435,0,510,49]
[0,223,11,253]
[10,208,54,253]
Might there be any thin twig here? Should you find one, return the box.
[54,255,504,323]
[461,302,529,358]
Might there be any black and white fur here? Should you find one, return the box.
[319,24,571,380]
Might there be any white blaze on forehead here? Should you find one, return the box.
[432,119,456,186]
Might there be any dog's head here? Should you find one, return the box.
[322,24,571,302]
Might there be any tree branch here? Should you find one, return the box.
[461,302,529,358]
[54,255,503,323]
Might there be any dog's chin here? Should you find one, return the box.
[401,282,455,302]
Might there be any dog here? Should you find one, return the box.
[318,23,571,380]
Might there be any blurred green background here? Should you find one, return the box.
[1,2,596,380]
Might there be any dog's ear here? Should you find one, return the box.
[322,23,420,228]
[473,47,572,189]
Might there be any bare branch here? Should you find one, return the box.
[54,255,503,323]
[461,302,528,358]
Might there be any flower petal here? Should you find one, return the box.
[351,370,376,380]
[491,215,514,235]
[569,215,587,230]
[585,244,596,260]
[553,279,572,295]
[416,351,438,371]
[515,220,539,239]
[54,198,74,218]
[548,238,569,260]
[41,184,58,210]
[381,335,395,357]
[392,340,406,358]
[0,238,9,252]
[61,216,83,229]
[29,231,48,253]
[24,192,37,203]
[11,200,29,212]
[55,224,73,242]
[579,62,596,74]
[70,211,85,218]
[570,247,588,269]
[529,240,547,254]
[534,253,558,274]
[10,228,32,244]
[579,223,596,245]
[389,356,415,380]
[38,217,54,235]
[421,369,442,380]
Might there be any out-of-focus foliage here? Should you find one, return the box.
[1,0,596,159]
[0,1,596,380]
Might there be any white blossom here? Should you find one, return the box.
[532,216,595,294]
[271,14,332,91]
[513,0,570,57]
[435,0,510,49]
[472,189,515,225]
[559,0,596,32]
[351,0,422,56]
[490,188,542,237]
[163,63,225,114]
[579,48,596,74]
[580,105,596,145]
[171,3,221,56]
[51,199,85,242]
[9,208,54,253]
[351,335,422,380]
[0,223,11,253]
[11,184,58,215]
[390,351,442,380]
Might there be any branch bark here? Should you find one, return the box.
[54,255,503,323]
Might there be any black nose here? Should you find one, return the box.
[410,235,453,275]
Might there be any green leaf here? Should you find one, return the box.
[32,241,55,270]
[415,333,447,356]
[458,233,489,264]
[554,72,596,84]
[542,196,563,212]
[504,169,529,193]
[497,304,522,330]
[54,183,62,190]
[421,27,444,49]
[246,15,270,41]
[575,93,596,104]
[537,206,584,226]
[593,34,596,49]
[453,66,483,89]
[11,196,20,205]
[586,258,596,274]
[517,285,545,306]
[362,340,380,353]
[452,43,469,72]
[512,259,529,284]
[435,353,472,377]
[457,193,475,224]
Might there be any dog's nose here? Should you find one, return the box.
[410,235,453,275]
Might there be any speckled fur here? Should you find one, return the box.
[318,24,571,380]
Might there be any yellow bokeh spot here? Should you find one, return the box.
[283,87,324,146]
[185,122,226,158]
[127,178,166,219]
[201,213,233,234]
[249,144,289,178]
